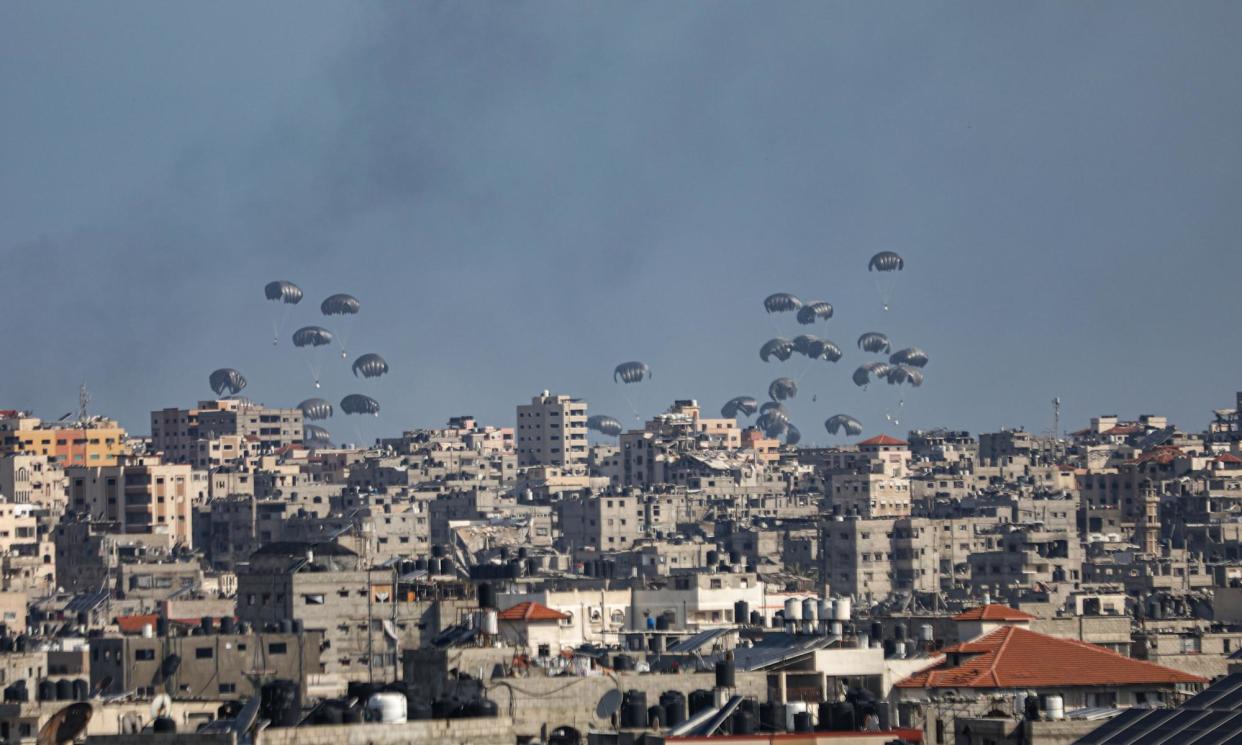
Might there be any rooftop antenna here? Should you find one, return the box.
[78,382,91,424]
[1052,397,1061,439]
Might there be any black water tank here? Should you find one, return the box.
[37,680,54,702]
[750,610,763,626]
[659,691,686,728]
[347,682,380,702]
[73,679,89,701]
[152,717,176,733]
[220,616,236,634]
[734,601,749,625]
[706,550,719,566]
[613,654,634,671]
[415,557,428,571]
[342,705,363,724]
[55,679,73,701]
[407,698,433,721]
[883,639,896,657]
[432,698,454,718]
[155,618,168,637]
[818,702,834,730]
[732,708,757,735]
[871,621,884,641]
[794,711,814,733]
[478,583,496,610]
[201,617,215,634]
[729,551,742,565]
[621,690,647,728]
[760,702,781,732]
[688,689,713,715]
[314,702,345,725]
[830,702,856,731]
[0,637,12,653]
[432,544,445,558]
[715,659,735,689]
[894,622,907,641]
[655,615,670,631]
[279,619,294,634]
[469,698,499,718]
[647,705,663,729]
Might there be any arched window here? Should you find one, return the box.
[15,468,28,482]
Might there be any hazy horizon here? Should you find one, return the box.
[4,3,1242,446]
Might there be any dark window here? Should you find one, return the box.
[135,649,155,661]
[268,643,287,655]
[196,647,213,659]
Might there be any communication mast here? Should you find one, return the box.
[1052,397,1061,438]
[78,382,92,423]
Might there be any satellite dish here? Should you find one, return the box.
[150,693,172,719]
[596,689,623,719]
[36,702,93,745]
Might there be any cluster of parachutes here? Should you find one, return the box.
[716,251,929,444]
[206,281,396,450]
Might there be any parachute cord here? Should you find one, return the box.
[619,388,641,422]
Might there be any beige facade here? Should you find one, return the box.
[150,399,303,465]
[0,454,66,511]
[820,517,938,599]
[67,456,203,548]
[515,392,587,469]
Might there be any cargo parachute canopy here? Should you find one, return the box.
[857,332,892,354]
[340,394,381,416]
[886,365,924,387]
[264,281,303,304]
[852,361,892,388]
[320,293,360,316]
[768,377,798,402]
[868,251,904,272]
[297,398,333,421]
[760,338,795,363]
[292,326,334,348]
[208,368,246,397]
[303,424,333,448]
[587,415,623,437]
[613,361,651,384]
[721,396,759,419]
[825,415,863,437]
[352,353,389,379]
[889,347,928,368]
[763,293,802,314]
[784,424,802,446]
[796,301,833,325]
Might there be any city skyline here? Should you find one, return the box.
[5,3,1242,439]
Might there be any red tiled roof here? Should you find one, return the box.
[498,601,569,622]
[859,434,908,447]
[115,614,161,634]
[1215,453,1242,464]
[951,604,1036,622]
[896,626,1205,689]
[1103,424,1143,436]
[1135,446,1182,465]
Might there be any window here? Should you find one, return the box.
[135,649,155,661]
[196,647,214,659]
[268,643,288,655]
[219,683,236,694]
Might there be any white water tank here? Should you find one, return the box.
[367,692,408,724]
[141,624,154,639]
[833,596,851,621]
[894,641,907,658]
[480,609,499,635]
[784,598,802,621]
[802,598,818,622]
[1044,695,1064,721]
[784,701,810,731]
[919,624,934,643]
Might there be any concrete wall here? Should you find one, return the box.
[259,717,514,745]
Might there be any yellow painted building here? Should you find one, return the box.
[0,412,128,466]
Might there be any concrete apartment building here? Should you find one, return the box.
[91,625,321,698]
[820,516,939,599]
[829,435,913,518]
[515,392,587,469]
[66,455,204,548]
[0,411,128,466]
[0,454,65,511]
[556,492,645,551]
[150,399,304,465]
[0,502,54,594]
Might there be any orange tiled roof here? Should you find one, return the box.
[896,626,1205,689]
[1215,453,1242,464]
[951,604,1036,622]
[859,434,908,447]
[497,601,569,622]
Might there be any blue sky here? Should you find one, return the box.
[3,3,1241,446]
